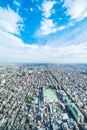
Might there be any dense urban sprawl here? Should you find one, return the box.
[0,64,87,130]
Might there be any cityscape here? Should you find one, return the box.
[0,0,87,129]
[0,64,87,130]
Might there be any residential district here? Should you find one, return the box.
[0,64,87,130]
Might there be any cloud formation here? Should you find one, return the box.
[0,1,87,63]
[63,0,87,21]
[0,6,23,34]
[36,18,57,36]
[0,29,87,63]
[42,0,56,18]
[36,0,57,36]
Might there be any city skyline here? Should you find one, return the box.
[0,0,87,63]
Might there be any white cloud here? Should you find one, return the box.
[36,18,67,36]
[42,0,56,18]
[0,29,87,63]
[14,0,21,7]
[63,0,87,21]
[35,0,58,36]
[30,8,33,12]
[36,18,57,36]
[58,26,66,30]
[35,0,69,37]
[0,7,23,34]
[0,2,87,63]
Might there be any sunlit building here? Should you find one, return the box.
[68,103,84,123]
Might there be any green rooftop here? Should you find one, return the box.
[43,88,57,102]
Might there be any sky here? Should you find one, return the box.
[0,0,87,63]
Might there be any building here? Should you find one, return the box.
[68,103,84,123]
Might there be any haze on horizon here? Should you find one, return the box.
[0,0,87,63]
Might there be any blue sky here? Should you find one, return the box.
[0,0,87,63]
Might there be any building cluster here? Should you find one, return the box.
[0,64,87,130]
